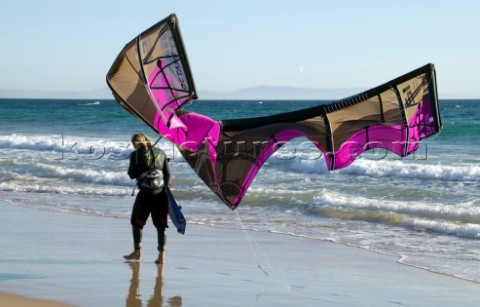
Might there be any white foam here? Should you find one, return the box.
[81,101,101,106]
[409,218,480,239]
[2,160,131,185]
[291,157,480,182]
[312,190,480,239]
[0,134,178,161]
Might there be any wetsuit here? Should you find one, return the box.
[128,146,170,252]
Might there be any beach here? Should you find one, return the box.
[1,200,479,307]
[1,98,479,305]
[1,99,479,283]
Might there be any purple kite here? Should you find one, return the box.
[107,14,443,209]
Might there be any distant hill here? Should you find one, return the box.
[199,85,363,100]
[0,86,471,100]
[0,88,113,100]
[0,86,363,100]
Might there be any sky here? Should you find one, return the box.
[0,0,479,98]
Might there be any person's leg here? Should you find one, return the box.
[155,226,167,264]
[123,224,142,260]
[124,191,150,260]
[152,190,169,264]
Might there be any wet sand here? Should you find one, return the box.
[0,291,71,307]
[1,200,479,306]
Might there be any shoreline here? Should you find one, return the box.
[1,200,480,306]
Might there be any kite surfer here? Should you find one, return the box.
[123,133,170,264]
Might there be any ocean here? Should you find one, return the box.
[1,98,479,282]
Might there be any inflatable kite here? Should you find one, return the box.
[107,14,443,209]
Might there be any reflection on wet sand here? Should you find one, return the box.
[126,262,182,307]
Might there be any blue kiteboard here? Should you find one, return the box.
[165,187,186,234]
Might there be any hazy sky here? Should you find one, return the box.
[1,0,479,98]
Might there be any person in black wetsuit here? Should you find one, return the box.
[123,133,170,264]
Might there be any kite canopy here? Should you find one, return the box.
[106,14,219,152]
[107,14,443,209]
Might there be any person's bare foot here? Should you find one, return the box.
[123,249,141,261]
[154,252,165,264]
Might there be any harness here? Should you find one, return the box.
[132,148,165,195]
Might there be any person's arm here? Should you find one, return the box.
[162,155,170,187]
[128,151,138,179]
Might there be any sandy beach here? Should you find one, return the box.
[1,200,479,307]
